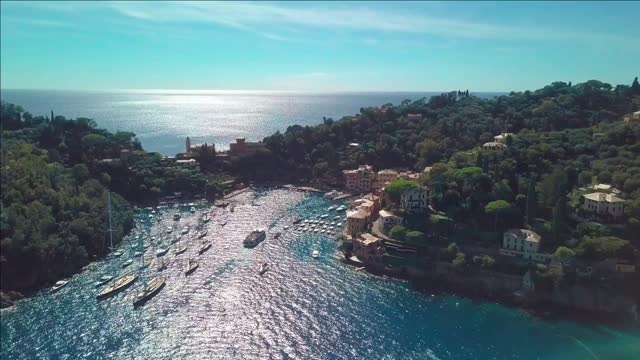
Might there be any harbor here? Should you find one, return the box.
[2,188,638,359]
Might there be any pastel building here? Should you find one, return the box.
[375,169,399,189]
[500,229,550,262]
[346,209,369,237]
[583,193,625,218]
[343,165,375,192]
[353,233,385,264]
[229,138,264,156]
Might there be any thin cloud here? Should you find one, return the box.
[1,1,633,45]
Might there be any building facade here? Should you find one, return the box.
[482,142,507,151]
[379,210,402,231]
[345,209,369,237]
[500,229,550,262]
[400,187,430,213]
[353,233,385,264]
[229,138,264,156]
[583,192,625,217]
[343,165,375,192]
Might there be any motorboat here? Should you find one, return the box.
[113,250,124,257]
[197,229,208,239]
[133,251,143,258]
[173,213,181,221]
[121,259,133,268]
[202,214,211,223]
[181,227,189,235]
[156,247,169,257]
[293,218,302,224]
[190,207,196,213]
[166,227,173,234]
[243,229,266,248]
[51,280,69,293]
[312,250,320,259]
[94,275,114,287]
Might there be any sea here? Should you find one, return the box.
[1,90,639,359]
[0,89,502,156]
[1,189,639,359]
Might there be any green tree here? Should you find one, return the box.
[553,246,575,265]
[385,180,418,205]
[405,230,425,243]
[485,200,512,231]
[389,225,408,241]
[526,178,537,225]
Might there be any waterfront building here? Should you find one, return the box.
[400,187,429,213]
[379,210,402,231]
[353,233,385,264]
[582,192,625,218]
[500,229,551,262]
[481,142,507,151]
[493,132,514,143]
[343,165,375,192]
[346,208,369,237]
[176,159,198,166]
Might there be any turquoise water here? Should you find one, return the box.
[1,189,639,359]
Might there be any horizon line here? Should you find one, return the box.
[1,88,508,95]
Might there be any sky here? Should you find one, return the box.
[1,1,639,92]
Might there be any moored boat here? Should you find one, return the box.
[121,259,133,268]
[156,247,169,257]
[185,259,199,276]
[94,275,114,287]
[259,263,269,275]
[199,241,211,255]
[312,250,320,259]
[51,280,69,293]
[96,273,137,300]
[133,277,166,307]
[243,229,266,248]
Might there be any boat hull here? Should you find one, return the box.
[96,274,137,300]
[133,278,166,307]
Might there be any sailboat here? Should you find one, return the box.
[175,233,187,255]
[138,236,151,269]
[97,192,137,300]
[155,235,169,257]
[133,276,166,308]
[185,242,199,276]
[133,245,165,307]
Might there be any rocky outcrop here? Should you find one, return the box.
[0,291,24,309]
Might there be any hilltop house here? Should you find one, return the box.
[583,192,625,218]
[493,132,514,143]
[379,209,402,231]
[343,165,375,192]
[229,138,264,156]
[500,229,551,263]
[353,233,385,265]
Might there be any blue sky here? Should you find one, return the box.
[1,1,638,92]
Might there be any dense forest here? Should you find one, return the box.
[235,78,640,259]
[0,102,222,297]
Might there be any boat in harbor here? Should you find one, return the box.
[259,263,269,275]
[185,258,199,276]
[170,234,181,244]
[133,277,166,308]
[94,275,113,287]
[175,243,187,255]
[274,232,282,239]
[220,221,227,227]
[156,258,167,272]
[51,280,69,293]
[121,259,133,268]
[197,228,208,239]
[113,250,124,257]
[199,241,211,254]
[293,218,302,224]
[190,207,196,213]
[173,213,181,221]
[133,251,142,257]
[96,273,137,300]
[312,250,320,259]
[166,226,173,234]
[181,226,189,235]
[202,214,210,223]
[243,229,266,248]
[156,246,169,257]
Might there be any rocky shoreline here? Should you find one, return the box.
[342,257,639,326]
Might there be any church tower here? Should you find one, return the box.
[186,137,191,153]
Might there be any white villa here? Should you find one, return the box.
[379,209,402,231]
[500,229,551,263]
[583,192,625,218]
[493,132,514,143]
[482,142,507,151]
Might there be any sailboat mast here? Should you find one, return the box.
[108,192,114,251]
